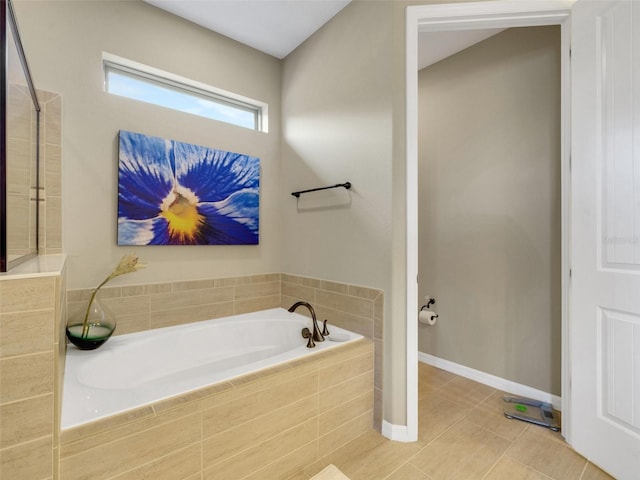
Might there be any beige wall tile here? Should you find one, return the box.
[6,138,30,195]
[45,144,62,197]
[109,444,201,480]
[150,287,233,312]
[374,387,383,432]
[66,295,149,327]
[310,430,383,477]
[349,285,382,301]
[60,413,201,480]
[44,96,62,146]
[203,418,317,480]
[151,382,233,415]
[172,279,216,292]
[374,338,383,389]
[234,281,280,300]
[110,311,151,336]
[0,351,54,403]
[318,411,373,456]
[67,287,121,304]
[314,305,373,338]
[60,402,197,455]
[1,394,53,448]
[374,294,383,339]
[121,283,172,297]
[319,280,349,295]
[319,392,373,436]
[45,197,62,250]
[199,362,317,411]
[318,352,373,391]
[297,276,322,289]
[203,394,316,466]
[150,302,234,329]
[0,436,53,480]
[281,282,315,302]
[0,309,54,357]
[234,294,280,314]
[0,277,55,313]
[203,371,318,437]
[317,340,372,368]
[315,290,373,319]
[320,371,373,413]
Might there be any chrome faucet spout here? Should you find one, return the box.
[288,301,325,343]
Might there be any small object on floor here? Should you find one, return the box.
[310,464,352,480]
[503,395,560,432]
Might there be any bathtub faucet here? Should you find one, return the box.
[288,301,326,345]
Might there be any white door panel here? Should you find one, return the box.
[572,0,640,477]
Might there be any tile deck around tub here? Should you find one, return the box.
[59,339,374,480]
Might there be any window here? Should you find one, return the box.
[103,53,267,132]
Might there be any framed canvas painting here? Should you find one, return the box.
[117,130,259,245]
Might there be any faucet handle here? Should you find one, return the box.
[301,328,315,348]
[321,319,330,337]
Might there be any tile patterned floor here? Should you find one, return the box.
[303,362,615,480]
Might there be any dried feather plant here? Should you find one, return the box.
[81,253,144,337]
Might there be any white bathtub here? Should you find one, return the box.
[61,307,362,430]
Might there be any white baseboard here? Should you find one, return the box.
[381,420,414,442]
[418,351,562,410]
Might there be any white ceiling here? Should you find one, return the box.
[146,0,504,67]
[144,0,351,59]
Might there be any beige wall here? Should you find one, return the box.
[418,27,562,395]
[11,0,492,431]
[14,0,282,290]
[281,0,397,423]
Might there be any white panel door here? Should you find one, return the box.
[572,0,640,478]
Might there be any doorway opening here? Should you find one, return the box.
[405,1,572,444]
[417,21,562,431]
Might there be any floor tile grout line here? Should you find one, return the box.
[577,459,589,480]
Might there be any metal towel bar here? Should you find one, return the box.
[291,181,351,198]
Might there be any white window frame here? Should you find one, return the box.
[102,52,268,133]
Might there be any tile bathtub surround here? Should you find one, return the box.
[66,273,283,336]
[281,273,384,431]
[66,272,384,433]
[0,267,66,480]
[59,339,374,480]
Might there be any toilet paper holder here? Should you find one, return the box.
[420,296,435,312]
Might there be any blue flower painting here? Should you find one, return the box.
[118,130,259,245]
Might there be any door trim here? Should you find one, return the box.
[404,1,573,443]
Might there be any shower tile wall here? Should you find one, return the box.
[38,91,63,255]
[0,268,66,480]
[5,89,61,259]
